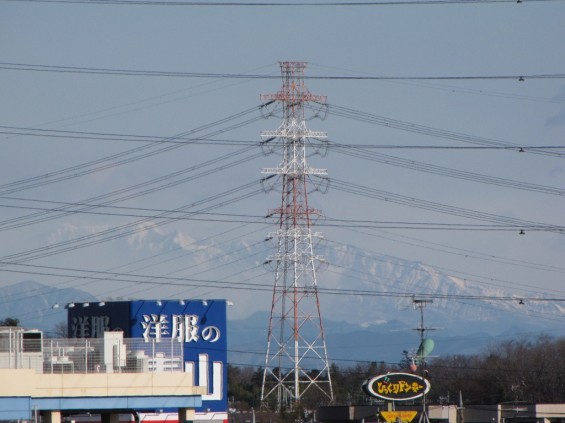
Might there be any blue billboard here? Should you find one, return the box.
[68,299,228,415]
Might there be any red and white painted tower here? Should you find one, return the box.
[260,62,334,410]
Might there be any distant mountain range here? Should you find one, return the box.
[1,224,563,365]
[1,276,562,366]
[0,280,97,335]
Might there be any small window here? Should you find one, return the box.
[0,333,9,352]
[23,332,42,352]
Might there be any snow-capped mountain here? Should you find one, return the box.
[38,222,563,332]
[4,222,562,363]
[316,243,554,332]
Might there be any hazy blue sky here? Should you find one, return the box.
[1,0,564,323]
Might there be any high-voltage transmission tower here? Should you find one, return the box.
[260,62,334,411]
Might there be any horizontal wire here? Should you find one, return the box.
[0,147,262,231]
[0,222,270,311]
[1,0,563,6]
[2,124,564,151]
[330,142,565,196]
[327,177,564,233]
[0,184,264,263]
[1,62,564,80]
[0,106,265,195]
[2,261,564,302]
[323,103,565,158]
[2,200,558,231]
[4,122,564,203]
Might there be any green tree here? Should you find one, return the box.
[428,335,565,405]
[228,365,262,410]
[0,317,20,326]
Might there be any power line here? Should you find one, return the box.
[0,179,264,263]
[1,62,564,81]
[327,177,564,233]
[324,103,565,158]
[0,126,259,145]
[2,261,565,302]
[0,105,265,196]
[0,221,271,311]
[3,125,565,152]
[2,124,564,151]
[3,196,563,232]
[0,148,263,231]
[1,0,563,6]
[310,62,565,105]
[0,198,266,221]
[330,141,565,196]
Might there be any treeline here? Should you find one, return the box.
[428,335,565,404]
[228,335,565,410]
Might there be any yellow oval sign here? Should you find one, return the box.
[363,372,430,401]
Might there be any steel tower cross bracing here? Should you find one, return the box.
[260,61,334,411]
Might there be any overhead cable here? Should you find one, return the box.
[324,103,565,158]
[0,179,264,263]
[327,177,564,233]
[330,141,565,196]
[0,105,265,195]
[2,0,561,5]
[2,261,565,303]
[2,125,564,152]
[1,62,564,81]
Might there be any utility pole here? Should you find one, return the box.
[260,62,334,411]
[413,299,434,423]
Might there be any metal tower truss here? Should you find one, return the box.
[260,62,334,411]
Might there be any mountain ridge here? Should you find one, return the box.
[0,279,561,365]
[3,223,562,363]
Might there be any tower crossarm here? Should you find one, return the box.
[261,92,327,105]
[261,129,327,139]
[266,208,323,219]
[267,229,324,239]
[261,166,328,176]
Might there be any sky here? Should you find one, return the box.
[0,0,564,327]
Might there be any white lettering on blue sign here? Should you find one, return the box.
[141,314,220,343]
[172,314,199,342]
[141,314,170,342]
[201,326,221,342]
[71,315,111,338]
[185,353,223,401]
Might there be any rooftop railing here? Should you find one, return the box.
[0,336,184,374]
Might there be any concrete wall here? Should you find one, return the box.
[0,368,206,397]
[536,404,565,416]
[429,405,459,421]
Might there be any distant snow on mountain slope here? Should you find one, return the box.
[0,221,562,367]
[37,222,563,336]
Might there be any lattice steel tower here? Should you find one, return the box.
[260,62,334,411]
